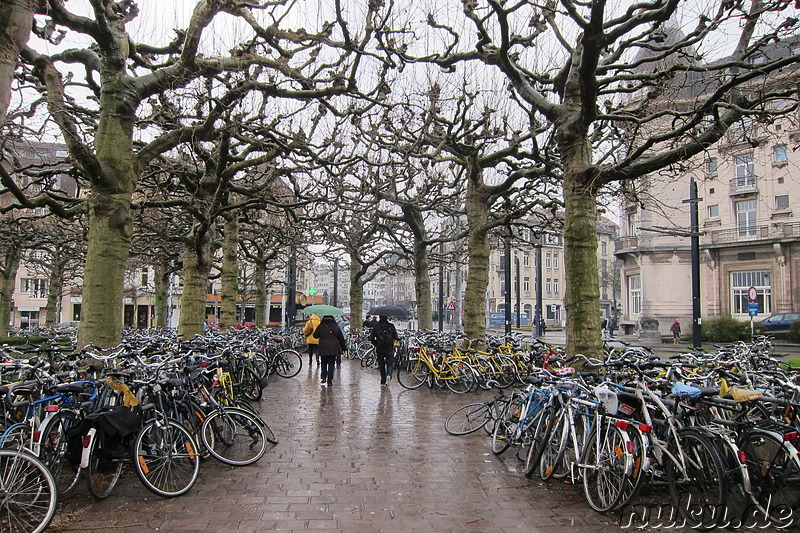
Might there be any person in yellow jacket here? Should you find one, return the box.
[303,313,322,365]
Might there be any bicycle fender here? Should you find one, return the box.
[80,427,97,469]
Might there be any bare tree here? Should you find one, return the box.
[6,0,392,348]
[393,0,800,356]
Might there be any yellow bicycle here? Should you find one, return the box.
[396,345,475,393]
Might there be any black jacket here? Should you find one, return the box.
[313,316,347,357]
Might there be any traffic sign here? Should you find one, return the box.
[308,288,317,295]
[447,301,455,311]
[748,301,759,316]
[747,286,758,302]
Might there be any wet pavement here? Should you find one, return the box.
[53,359,631,532]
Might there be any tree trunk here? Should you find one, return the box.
[462,169,491,342]
[153,262,169,328]
[77,192,133,348]
[348,251,364,325]
[220,213,238,328]
[413,240,433,331]
[44,257,64,326]
[254,262,267,326]
[178,232,211,338]
[0,0,35,124]
[562,172,602,358]
[0,242,20,336]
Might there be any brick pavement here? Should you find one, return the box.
[53,360,634,532]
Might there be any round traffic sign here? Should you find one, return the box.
[747,286,758,302]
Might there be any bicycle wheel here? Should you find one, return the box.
[133,418,200,498]
[85,433,124,500]
[493,356,518,389]
[491,400,517,455]
[0,449,58,533]
[239,367,263,401]
[274,350,302,378]
[444,361,474,394]
[38,411,82,499]
[582,423,631,513]
[0,423,31,451]
[201,407,268,466]
[445,402,490,436]
[666,428,728,529]
[525,407,556,477]
[739,428,800,527]
[397,356,429,390]
[540,409,569,481]
[360,347,376,368]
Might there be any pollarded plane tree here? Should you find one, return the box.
[354,97,467,331]
[5,0,394,349]
[306,161,405,324]
[393,0,800,358]
[0,140,86,334]
[21,217,86,327]
[382,77,559,342]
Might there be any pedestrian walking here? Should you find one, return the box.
[363,315,378,332]
[303,313,321,366]
[368,315,399,387]
[313,315,347,387]
[670,318,681,345]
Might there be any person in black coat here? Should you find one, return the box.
[368,315,399,386]
[313,315,347,387]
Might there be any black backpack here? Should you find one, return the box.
[374,323,394,348]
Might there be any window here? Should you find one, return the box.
[708,204,719,218]
[776,195,790,211]
[731,116,755,142]
[523,277,530,296]
[553,254,559,270]
[731,271,771,314]
[553,279,559,297]
[736,200,758,238]
[523,253,529,267]
[774,145,788,164]
[545,278,552,296]
[627,213,639,237]
[20,278,47,299]
[734,153,755,188]
[545,253,551,269]
[628,275,641,318]
[707,157,718,176]
[20,310,40,329]
[601,241,607,256]
[141,270,149,287]
[601,259,607,275]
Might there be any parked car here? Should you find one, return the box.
[759,312,800,332]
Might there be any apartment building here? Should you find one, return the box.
[615,39,800,337]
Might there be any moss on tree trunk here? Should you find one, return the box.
[77,193,133,348]
[220,213,239,328]
[178,232,211,337]
[0,243,20,336]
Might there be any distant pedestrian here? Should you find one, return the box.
[303,313,321,366]
[313,315,347,387]
[363,315,378,332]
[601,318,609,341]
[670,319,681,345]
[609,316,617,338]
[368,315,399,386]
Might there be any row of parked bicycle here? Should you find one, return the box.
[0,327,308,533]
[345,328,564,391]
[444,336,800,529]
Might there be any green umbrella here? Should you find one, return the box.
[301,304,345,316]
